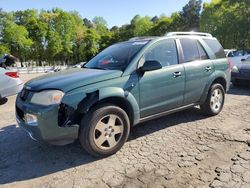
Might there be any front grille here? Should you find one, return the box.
[16,106,25,121]
[20,88,29,101]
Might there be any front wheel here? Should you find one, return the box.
[79,104,130,157]
[200,83,225,116]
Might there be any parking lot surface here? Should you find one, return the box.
[0,74,250,188]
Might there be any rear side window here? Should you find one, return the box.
[180,38,200,62]
[197,42,209,60]
[203,39,225,58]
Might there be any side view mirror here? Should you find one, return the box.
[139,60,162,72]
[241,58,246,62]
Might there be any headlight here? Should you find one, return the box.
[30,90,64,105]
[231,66,239,73]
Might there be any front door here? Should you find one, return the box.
[138,39,185,118]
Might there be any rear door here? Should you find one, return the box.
[178,38,214,105]
[138,39,185,117]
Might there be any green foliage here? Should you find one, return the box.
[200,0,250,48]
[0,44,10,56]
[2,20,33,61]
[180,0,202,31]
[131,15,153,36]
[0,0,249,65]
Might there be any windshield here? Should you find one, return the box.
[84,41,148,71]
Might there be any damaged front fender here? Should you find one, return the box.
[61,87,140,126]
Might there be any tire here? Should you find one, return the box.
[79,104,130,157]
[200,83,225,116]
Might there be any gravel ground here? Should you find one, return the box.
[0,73,250,188]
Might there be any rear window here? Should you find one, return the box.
[203,39,225,58]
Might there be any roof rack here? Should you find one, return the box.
[165,32,213,37]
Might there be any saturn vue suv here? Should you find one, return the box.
[16,32,231,157]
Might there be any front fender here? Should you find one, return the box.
[62,87,140,125]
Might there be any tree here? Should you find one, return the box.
[131,15,153,36]
[82,28,100,61]
[0,44,10,56]
[151,16,172,36]
[2,20,33,65]
[180,0,202,31]
[200,0,250,48]
[14,10,47,65]
[83,18,93,28]
[92,16,107,27]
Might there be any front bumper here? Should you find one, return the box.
[16,94,79,145]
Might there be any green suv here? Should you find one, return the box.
[16,32,231,157]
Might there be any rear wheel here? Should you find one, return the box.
[200,83,225,116]
[79,104,130,157]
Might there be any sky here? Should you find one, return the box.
[0,0,211,27]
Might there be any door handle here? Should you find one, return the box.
[173,71,182,78]
[205,66,212,71]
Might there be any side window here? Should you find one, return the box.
[144,39,178,67]
[197,42,209,60]
[180,38,200,62]
[203,39,225,58]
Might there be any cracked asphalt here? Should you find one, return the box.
[0,74,250,188]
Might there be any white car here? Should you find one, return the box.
[0,68,23,99]
[225,49,250,66]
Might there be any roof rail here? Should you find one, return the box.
[165,32,213,37]
[129,36,157,41]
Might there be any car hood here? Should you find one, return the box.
[26,68,123,92]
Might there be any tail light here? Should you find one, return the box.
[5,72,19,78]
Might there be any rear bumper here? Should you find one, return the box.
[15,94,79,145]
[1,82,23,98]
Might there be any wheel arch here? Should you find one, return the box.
[200,73,227,103]
[75,87,140,126]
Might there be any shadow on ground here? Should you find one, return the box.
[228,84,250,96]
[0,107,207,185]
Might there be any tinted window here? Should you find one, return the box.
[180,38,200,62]
[85,41,148,71]
[197,42,209,60]
[144,39,178,67]
[204,39,225,58]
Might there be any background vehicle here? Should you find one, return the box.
[73,62,86,68]
[16,32,230,157]
[231,56,250,86]
[225,49,250,66]
[45,67,61,73]
[0,68,23,100]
